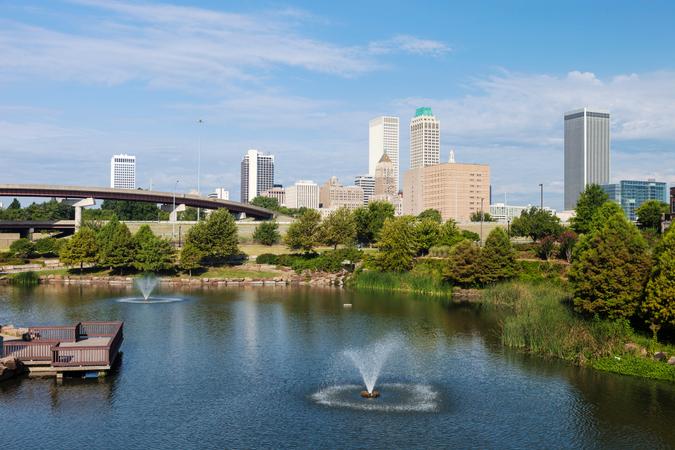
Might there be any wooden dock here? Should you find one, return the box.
[1,321,123,379]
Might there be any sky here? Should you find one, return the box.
[2,0,675,210]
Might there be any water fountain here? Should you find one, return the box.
[311,335,440,412]
[116,274,183,304]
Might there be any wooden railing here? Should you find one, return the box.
[79,321,122,338]
[51,321,124,368]
[2,341,54,361]
[29,325,78,342]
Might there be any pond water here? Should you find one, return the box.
[1,285,674,449]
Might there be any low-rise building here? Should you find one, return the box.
[262,186,286,206]
[319,176,364,211]
[286,180,319,209]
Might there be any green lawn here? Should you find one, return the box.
[197,265,280,279]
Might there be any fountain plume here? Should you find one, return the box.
[135,274,158,301]
[344,335,400,394]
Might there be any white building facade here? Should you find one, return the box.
[409,107,440,170]
[286,180,319,209]
[564,108,610,210]
[369,116,400,190]
[110,154,136,189]
[354,175,375,205]
[208,188,230,200]
[240,149,275,203]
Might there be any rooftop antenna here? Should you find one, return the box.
[449,148,456,163]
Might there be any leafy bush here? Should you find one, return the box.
[428,245,451,258]
[536,235,557,260]
[34,237,63,257]
[255,253,279,265]
[10,238,35,259]
[272,248,363,273]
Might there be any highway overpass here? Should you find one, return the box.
[0,184,274,220]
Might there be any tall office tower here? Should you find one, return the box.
[564,108,610,210]
[240,149,275,203]
[409,107,440,170]
[369,116,400,190]
[374,153,397,197]
[286,180,320,209]
[354,175,375,204]
[110,154,136,189]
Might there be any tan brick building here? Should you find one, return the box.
[319,176,364,211]
[402,162,490,222]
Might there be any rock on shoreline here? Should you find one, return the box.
[0,356,26,382]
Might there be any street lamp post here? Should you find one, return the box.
[539,183,544,210]
[172,180,179,240]
[197,119,203,221]
[480,197,484,246]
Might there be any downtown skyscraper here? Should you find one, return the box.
[110,154,136,189]
[368,116,400,190]
[240,149,274,203]
[564,108,610,210]
[409,107,440,170]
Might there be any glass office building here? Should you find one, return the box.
[601,179,668,221]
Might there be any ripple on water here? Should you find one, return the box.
[312,383,440,413]
[116,297,184,304]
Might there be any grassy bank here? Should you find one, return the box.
[348,268,453,297]
[482,281,675,382]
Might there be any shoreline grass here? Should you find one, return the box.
[349,269,453,297]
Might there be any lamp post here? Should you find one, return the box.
[539,183,544,210]
[480,197,484,246]
[197,119,204,221]
[172,180,179,240]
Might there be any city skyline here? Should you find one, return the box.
[2,1,675,210]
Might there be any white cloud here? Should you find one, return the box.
[369,35,451,56]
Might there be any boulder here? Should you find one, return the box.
[0,356,18,370]
[668,356,675,366]
[654,351,667,362]
[624,342,640,354]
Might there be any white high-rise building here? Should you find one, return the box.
[564,108,610,210]
[208,188,230,200]
[286,180,319,209]
[110,154,136,189]
[354,175,375,205]
[409,107,440,170]
[369,116,400,190]
[240,149,275,203]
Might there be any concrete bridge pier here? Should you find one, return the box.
[73,198,95,231]
[162,203,186,222]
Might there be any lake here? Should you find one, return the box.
[1,284,674,449]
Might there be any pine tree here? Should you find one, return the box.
[479,228,518,284]
[643,226,675,338]
[569,212,651,319]
[443,240,482,287]
[102,223,134,274]
[60,227,99,272]
[570,184,609,234]
[132,225,175,273]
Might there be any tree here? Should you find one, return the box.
[642,226,675,338]
[319,207,356,249]
[178,243,203,276]
[510,207,562,242]
[569,212,651,320]
[536,235,557,260]
[557,230,578,262]
[8,198,21,210]
[443,240,482,287]
[132,225,175,272]
[60,228,99,272]
[97,217,124,263]
[470,211,495,222]
[461,230,480,242]
[100,199,166,221]
[636,200,669,231]
[178,207,199,221]
[367,200,396,242]
[353,206,372,245]
[414,219,441,255]
[418,209,442,223]
[101,223,134,274]
[372,216,418,272]
[284,209,322,253]
[34,237,63,257]
[479,228,518,284]
[253,220,281,246]
[437,220,464,247]
[250,196,279,210]
[185,209,239,264]
[570,184,609,234]
[9,238,35,259]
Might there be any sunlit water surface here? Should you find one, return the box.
[1,284,674,449]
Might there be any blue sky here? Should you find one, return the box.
[2,0,675,209]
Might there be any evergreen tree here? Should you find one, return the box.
[570,184,609,234]
[643,226,675,338]
[60,227,99,272]
[417,209,442,223]
[8,198,21,209]
[479,228,518,284]
[414,218,441,255]
[178,243,203,276]
[97,217,123,263]
[372,216,418,272]
[284,209,322,253]
[443,240,482,287]
[318,207,356,249]
[569,212,651,319]
[132,225,175,272]
[252,220,281,246]
[636,200,669,232]
[101,223,134,274]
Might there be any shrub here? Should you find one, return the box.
[536,235,557,260]
[255,253,279,265]
[428,245,451,258]
[34,237,63,257]
[253,221,280,246]
[8,271,40,286]
[10,238,35,259]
